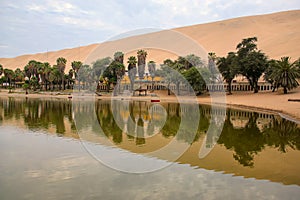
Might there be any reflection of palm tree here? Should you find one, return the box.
[127,101,136,138]
[147,105,155,136]
[136,101,145,145]
[95,101,123,144]
[264,117,300,153]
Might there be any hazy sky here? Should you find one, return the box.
[0,0,299,57]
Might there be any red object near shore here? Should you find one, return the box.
[151,99,160,102]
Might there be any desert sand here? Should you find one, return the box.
[0,10,299,71]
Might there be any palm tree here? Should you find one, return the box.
[14,68,24,88]
[78,64,92,90]
[264,59,277,92]
[217,52,238,95]
[114,51,124,64]
[270,57,300,94]
[208,52,219,83]
[71,61,82,91]
[49,67,60,91]
[148,61,156,90]
[4,68,15,92]
[103,61,125,95]
[26,60,38,79]
[0,64,3,89]
[37,63,46,90]
[137,49,147,80]
[56,57,67,90]
[43,62,52,91]
[127,56,137,91]
[0,64,3,77]
[67,69,74,89]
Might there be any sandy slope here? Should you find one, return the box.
[0,10,299,71]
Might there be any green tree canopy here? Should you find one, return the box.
[217,52,238,94]
[236,37,268,93]
[269,57,300,94]
[92,57,111,80]
[114,51,124,64]
[0,64,3,76]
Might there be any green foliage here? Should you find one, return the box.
[103,61,125,85]
[160,55,208,95]
[30,76,38,90]
[264,59,277,89]
[269,57,300,94]
[14,68,24,82]
[183,67,210,95]
[3,68,15,86]
[92,57,112,80]
[49,67,61,86]
[0,64,3,76]
[114,51,124,64]
[22,83,30,90]
[56,57,67,71]
[71,61,83,76]
[78,64,92,83]
[236,37,268,93]
[0,76,4,85]
[56,57,67,90]
[217,52,238,94]
[264,117,300,153]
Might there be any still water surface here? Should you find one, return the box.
[0,97,300,199]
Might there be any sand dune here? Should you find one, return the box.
[0,10,299,71]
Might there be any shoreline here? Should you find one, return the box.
[1,89,299,124]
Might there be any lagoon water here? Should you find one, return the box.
[0,97,300,199]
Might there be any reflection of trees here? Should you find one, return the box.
[218,110,300,167]
[135,102,145,145]
[176,104,201,144]
[218,112,265,167]
[161,103,181,138]
[264,117,300,153]
[95,101,208,145]
[95,102,123,144]
[2,97,300,168]
[0,98,74,135]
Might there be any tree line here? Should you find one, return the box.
[0,37,299,94]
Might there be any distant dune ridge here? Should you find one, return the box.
[0,10,299,71]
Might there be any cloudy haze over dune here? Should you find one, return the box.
[0,0,299,57]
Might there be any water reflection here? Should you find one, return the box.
[0,97,300,185]
[0,97,77,138]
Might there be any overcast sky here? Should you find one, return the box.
[0,0,299,58]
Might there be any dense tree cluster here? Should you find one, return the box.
[0,37,299,94]
[217,37,300,94]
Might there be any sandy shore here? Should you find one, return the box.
[1,88,299,123]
